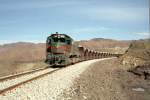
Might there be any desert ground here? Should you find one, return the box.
[59,58,150,100]
[0,61,47,77]
[0,39,149,100]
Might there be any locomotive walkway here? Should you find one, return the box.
[0,58,115,100]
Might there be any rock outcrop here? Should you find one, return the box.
[120,39,150,79]
[120,39,150,67]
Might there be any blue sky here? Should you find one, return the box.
[0,0,149,44]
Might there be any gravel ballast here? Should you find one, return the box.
[0,58,113,100]
[0,68,56,90]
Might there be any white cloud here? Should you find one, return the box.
[133,32,149,37]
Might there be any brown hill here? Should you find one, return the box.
[0,42,45,62]
[77,39,130,53]
[0,42,46,77]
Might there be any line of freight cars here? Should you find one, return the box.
[45,32,122,66]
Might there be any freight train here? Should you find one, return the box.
[45,32,121,66]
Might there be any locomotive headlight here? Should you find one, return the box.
[60,35,65,38]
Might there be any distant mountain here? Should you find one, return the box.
[0,42,45,62]
[77,38,130,53]
[91,38,114,41]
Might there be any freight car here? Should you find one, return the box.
[45,32,120,66]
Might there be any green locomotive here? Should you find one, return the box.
[45,32,80,66]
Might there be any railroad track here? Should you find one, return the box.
[0,58,116,99]
[0,58,110,95]
[0,67,50,81]
[0,66,62,95]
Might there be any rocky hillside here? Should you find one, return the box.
[120,39,150,79]
[120,39,150,67]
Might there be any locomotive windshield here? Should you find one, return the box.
[53,38,65,42]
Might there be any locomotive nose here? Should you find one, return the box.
[55,44,59,49]
[52,44,66,54]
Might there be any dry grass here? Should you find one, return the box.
[0,61,48,77]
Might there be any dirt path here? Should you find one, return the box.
[60,58,150,100]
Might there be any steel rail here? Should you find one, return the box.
[0,68,60,95]
[0,66,52,82]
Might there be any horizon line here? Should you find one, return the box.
[0,38,149,45]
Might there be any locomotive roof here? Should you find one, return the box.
[48,33,73,40]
